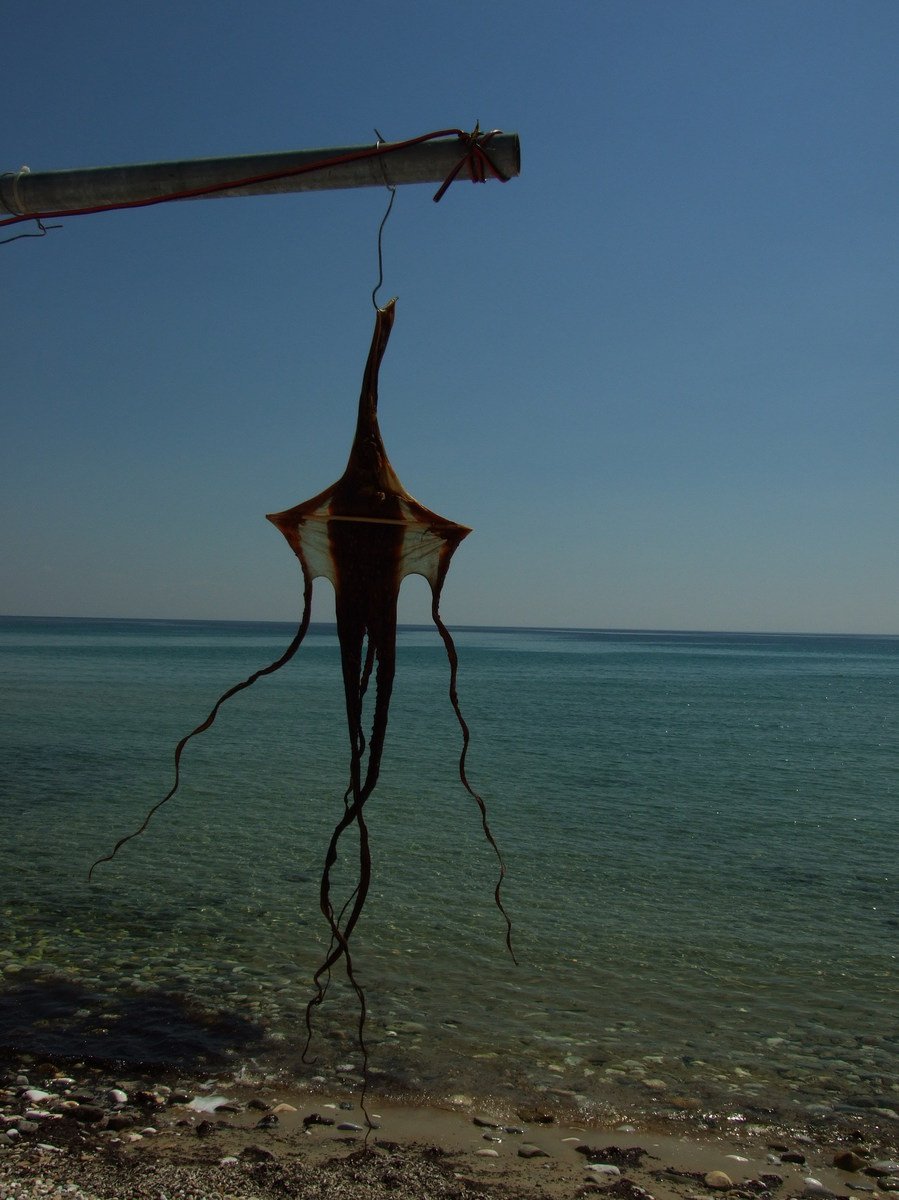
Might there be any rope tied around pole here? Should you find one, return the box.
[432,124,510,203]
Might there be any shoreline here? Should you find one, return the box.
[2,1052,897,1200]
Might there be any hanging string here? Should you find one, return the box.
[0,216,62,246]
[371,184,396,311]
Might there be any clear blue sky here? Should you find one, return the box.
[3,1,897,633]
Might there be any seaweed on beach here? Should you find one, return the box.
[89,299,514,1112]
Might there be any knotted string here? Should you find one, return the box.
[432,123,510,202]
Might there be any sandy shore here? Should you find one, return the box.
[1,1053,897,1200]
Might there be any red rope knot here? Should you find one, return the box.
[432,124,511,202]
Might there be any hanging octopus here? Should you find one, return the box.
[90,297,513,1093]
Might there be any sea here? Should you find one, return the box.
[0,615,896,1125]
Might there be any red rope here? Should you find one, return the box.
[0,125,510,230]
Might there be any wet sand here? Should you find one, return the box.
[2,1054,897,1200]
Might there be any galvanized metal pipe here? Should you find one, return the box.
[0,133,520,219]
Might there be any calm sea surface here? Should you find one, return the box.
[1,616,896,1121]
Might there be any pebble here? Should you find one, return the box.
[704,1170,733,1189]
[107,1089,128,1105]
[871,1162,899,1174]
[240,1144,276,1162]
[804,1179,836,1197]
[879,1180,899,1192]
[188,1095,231,1113]
[587,1164,621,1178]
[833,1151,866,1171]
[475,1148,500,1157]
[518,1145,549,1159]
[337,1122,365,1132]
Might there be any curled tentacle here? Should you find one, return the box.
[88,578,313,881]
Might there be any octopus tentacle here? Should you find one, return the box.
[88,576,313,880]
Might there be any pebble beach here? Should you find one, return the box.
[1,1051,897,1200]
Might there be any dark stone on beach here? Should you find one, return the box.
[833,1151,866,1171]
[473,1115,501,1128]
[739,1177,775,1194]
[70,1104,105,1124]
[303,1113,335,1128]
[256,1113,279,1128]
[518,1108,555,1124]
[518,1144,550,1158]
[577,1145,651,1168]
[134,1090,166,1110]
[15,1120,39,1135]
[505,1125,525,1135]
[215,1102,241,1113]
[195,1120,216,1138]
[338,1122,365,1131]
[239,1143,276,1161]
[247,1098,270,1110]
[604,1181,656,1200]
[782,1151,807,1164]
[759,1174,784,1187]
[339,1101,354,1111]
[105,1114,135,1131]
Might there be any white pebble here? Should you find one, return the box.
[804,1179,835,1198]
[188,1094,232,1112]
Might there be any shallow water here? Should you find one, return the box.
[1,616,896,1119]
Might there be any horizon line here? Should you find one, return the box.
[1,613,896,640]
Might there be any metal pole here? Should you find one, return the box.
[0,133,520,219]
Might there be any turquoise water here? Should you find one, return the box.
[1,616,896,1121]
